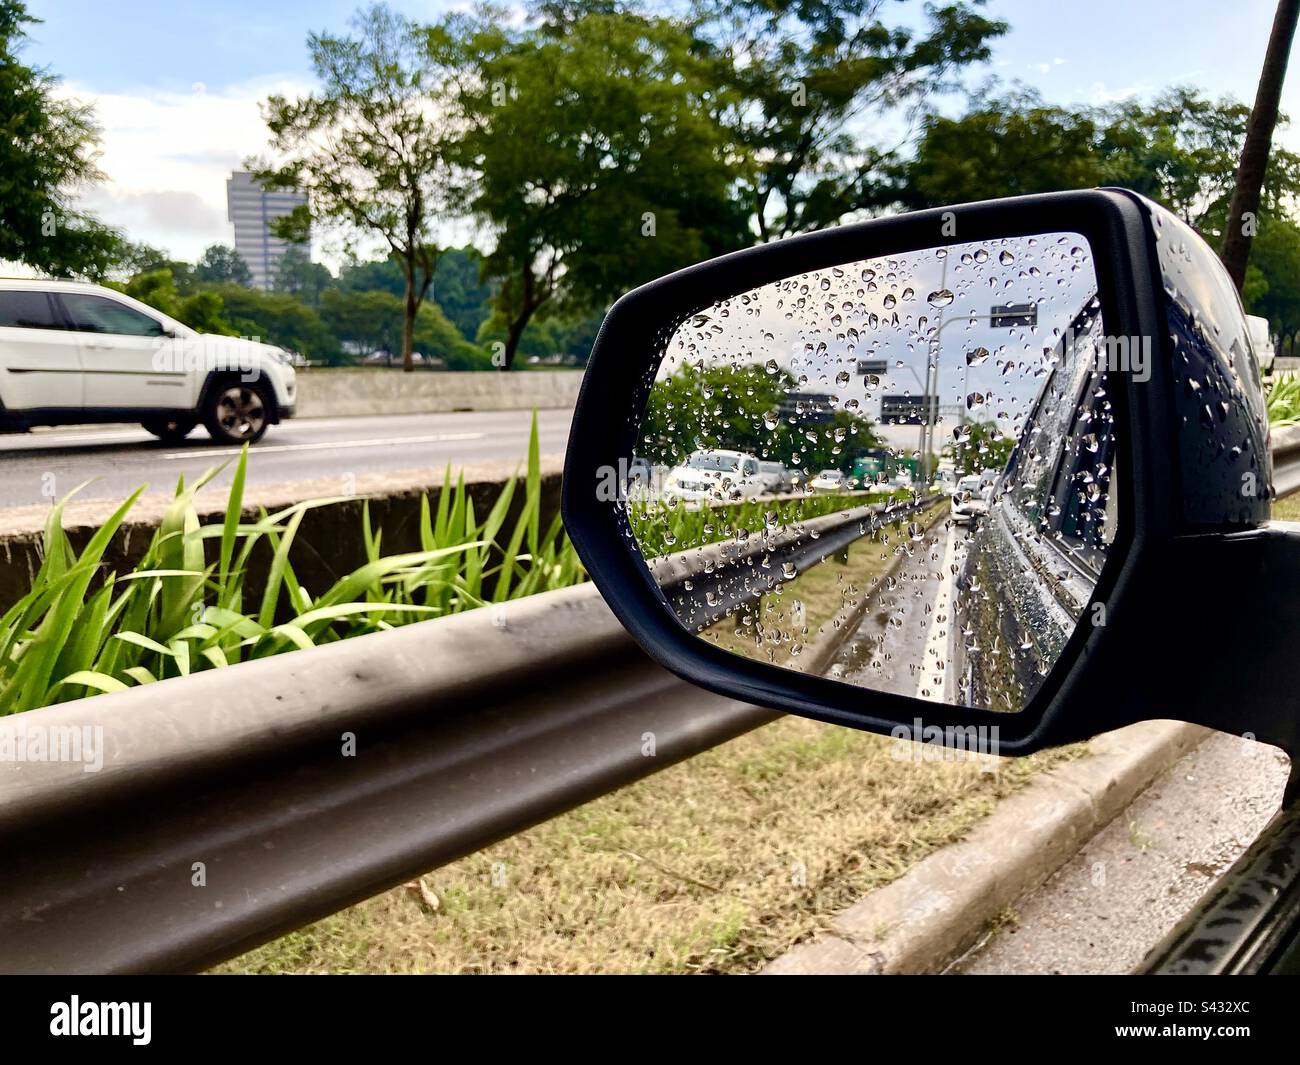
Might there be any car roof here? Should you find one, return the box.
[0,277,113,294]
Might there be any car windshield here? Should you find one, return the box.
[759,462,782,473]
[685,454,740,471]
[958,477,982,491]
[818,470,840,478]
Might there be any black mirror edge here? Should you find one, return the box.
[563,188,1299,762]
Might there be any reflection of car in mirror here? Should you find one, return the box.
[663,449,765,502]
[953,294,1115,713]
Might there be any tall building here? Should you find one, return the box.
[226,171,309,292]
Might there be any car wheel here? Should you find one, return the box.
[203,381,272,445]
[141,417,197,444]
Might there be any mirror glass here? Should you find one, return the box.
[625,233,1118,713]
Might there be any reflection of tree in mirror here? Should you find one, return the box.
[950,419,1015,477]
[640,362,880,473]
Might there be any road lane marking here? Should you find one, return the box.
[916,523,957,703]
[163,432,486,460]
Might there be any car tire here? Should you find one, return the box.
[141,417,197,444]
[202,380,273,445]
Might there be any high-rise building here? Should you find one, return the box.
[226,171,309,292]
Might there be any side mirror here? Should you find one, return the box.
[563,189,1297,758]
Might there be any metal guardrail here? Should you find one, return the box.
[0,448,1293,973]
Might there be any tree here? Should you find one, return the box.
[118,269,235,335]
[196,244,253,286]
[0,0,123,277]
[322,287,402,360]
[693,0,1006,240]
[898,88,1109,207]
[952,418,1014,476]
[432,247,494,342]
[272,245,334,306]
[1222,0,1300,290]
[1245,216,1300,354]
[255,3,458,371]
[639,361,878,470]
[898,86,1300,239]
[217,285,342,364]
[441,7,749,369]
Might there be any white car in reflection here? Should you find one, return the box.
[809,469,847,492]
[951,474,991,523]
[664,449,765,502]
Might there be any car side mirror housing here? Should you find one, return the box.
[563,189,1299,759]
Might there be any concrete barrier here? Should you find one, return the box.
[0,459,565,616]
[293,369,584,418]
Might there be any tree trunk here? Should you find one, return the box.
[402,269,417,373]
[500,268,545,371]
[1221,0,1300,291]
[502,306,535,371]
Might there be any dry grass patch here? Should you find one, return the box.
[219,713,1075,975]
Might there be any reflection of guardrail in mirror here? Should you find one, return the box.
[650,494,941,632]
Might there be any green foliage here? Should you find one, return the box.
[118,269,235,335]
[255,2,460,371]
[196,243,253,286]
[438,7,750,367]
[951,419,1014,477]
[1266,374,1300,428]
[0,0,125,278]
[272,245,334,306]
[215,284,343,363]
[640,362,879,473]
[0,415,583,717]
[693,0,1007,240]
[1245,216,1300,353]
[627,489,905,558]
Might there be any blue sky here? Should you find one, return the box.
[18,0,1300,259]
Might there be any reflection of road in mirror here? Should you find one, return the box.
[826,520,967,704]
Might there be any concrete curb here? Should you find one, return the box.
[762,719,1210,975]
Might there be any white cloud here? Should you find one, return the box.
[57,75,315,261]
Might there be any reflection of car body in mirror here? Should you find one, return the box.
[809,469,846,492]
[953,293,1113,712]
[664,449,765,503]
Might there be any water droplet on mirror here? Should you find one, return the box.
[928,289,955,307]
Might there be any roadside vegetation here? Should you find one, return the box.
[1266,373,1300,427]
[0,418,581,716]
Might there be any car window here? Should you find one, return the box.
[0,290,60,330]
[743,459,758,475]
[59,293,165,337]
[1007,297,1104,529]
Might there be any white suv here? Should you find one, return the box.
[0,279,297,444]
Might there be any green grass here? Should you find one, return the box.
[627,488,911,557]
[1267,373,1300,428]
[0,413,583,716]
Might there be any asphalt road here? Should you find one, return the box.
[0,409,574,509]
[827,517,964,702]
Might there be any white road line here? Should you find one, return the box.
[163,432,486,460]
[916,523,957,703]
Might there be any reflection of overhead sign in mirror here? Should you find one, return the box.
[856,358,889,375]
[880,394,939,425]
[990,302,1038,328]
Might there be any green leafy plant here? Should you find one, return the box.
[627,489,909,558]
[1266,373,1300,427]
[0,414,582,716]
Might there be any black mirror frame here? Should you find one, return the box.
[563,189,1299,758]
